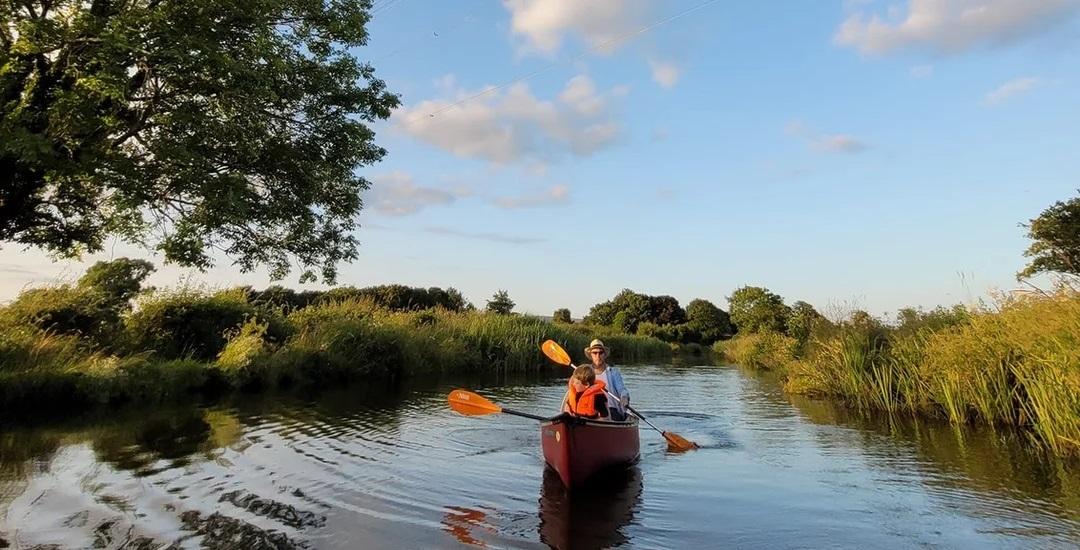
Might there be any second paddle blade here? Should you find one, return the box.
[663,431,699,452]
[541,339,572,366]
[447,389,503,416]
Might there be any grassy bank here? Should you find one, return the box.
[0,287,670,418]
[715,288,1080,457]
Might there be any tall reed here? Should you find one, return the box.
[783,288,1080,457]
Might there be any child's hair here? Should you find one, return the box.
[571,365,596,385]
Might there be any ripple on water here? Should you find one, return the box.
[2,370,1080,548]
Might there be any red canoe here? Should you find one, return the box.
[540,416,640,488]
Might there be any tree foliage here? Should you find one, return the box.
[486,290,514,315]
[649,295,686,326]
[785,300,822,345]
[893,305,968,336]
[685,298,732,344]
[585,289,674,334]
[0,0,399,282]
[552,308,571,324]
[249,284,469,312]
[77,258,155,309]
[5,257,155,345]
[1019,191,1080,278]
[728,286,790,334]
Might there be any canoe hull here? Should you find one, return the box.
[540,417,640,488]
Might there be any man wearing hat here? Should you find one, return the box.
[584,339,630,421]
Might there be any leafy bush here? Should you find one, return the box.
[685,299,732,344]
[216,319,274,387]
[728,286,790,334]
[125,288,287,360]
[713,331,798,371]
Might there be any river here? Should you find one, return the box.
[1,361,1078,549]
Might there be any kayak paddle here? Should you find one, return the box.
[540,339,699,451]
[447,389,552,422]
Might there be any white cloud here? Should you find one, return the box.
[559,75,605,116]
[835,0,1079,55]
[493,184,570,209]
[909,64,934,78]
[501,1,686,90]
[982,76,1041,105]
[648,58,681,89]
[395,75,623,165]
[785,121,868,154]
[367,171,470,216]
[424,226,545,245]
[503,0,652,55]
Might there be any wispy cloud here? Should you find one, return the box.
[493,185,570,209]
[785,121,868,154]
[0,264,47,277]
[367,171,471,216]
[648,58,681,89]
[909,65,934,78]
[424,226,545,245]
[983,76,1041,106]
[395,75,623,165]
[835,0,1079,55]
[502,1,687,90]
[503,0,652,55]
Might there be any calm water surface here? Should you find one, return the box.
[1,362,1079,549]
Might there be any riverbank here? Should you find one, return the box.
[0,287,670,419]
[715,287,1080,458]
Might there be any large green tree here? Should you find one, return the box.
[785,300,822,344]
[585,289,653,333]
[552,308,571,324]
[685,298,731,343]
[1,0,398,282]
[77,257,155,309]
[728,286,790,334]
[649,295,686,326]
[486,290,514,315]
[1019,191,1080,279]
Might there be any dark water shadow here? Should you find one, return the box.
[538,466,642,550]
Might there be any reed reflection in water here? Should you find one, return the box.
[0,364,1078,548]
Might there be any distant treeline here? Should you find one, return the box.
[247,284,472,313]
[0,260,671,418]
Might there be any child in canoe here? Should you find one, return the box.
[562,365,610,420]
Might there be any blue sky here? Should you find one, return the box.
[2,0,1079,319]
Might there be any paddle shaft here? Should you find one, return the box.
[501,407,553,422]
[628,406,670,437]
[598,389,663,435]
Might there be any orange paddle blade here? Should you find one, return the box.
[663,431,699,452]
[540,339,572,367]
[447,389,503,416]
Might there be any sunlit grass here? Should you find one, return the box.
[0,288,671,417]
[780,288,1080,457]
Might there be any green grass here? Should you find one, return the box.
[0,288,671,418]
[780,288,1080,457]
[712,331,798,372]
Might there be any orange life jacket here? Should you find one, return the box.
[564,380,608,418]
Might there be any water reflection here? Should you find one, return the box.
[442,505,496,547]
[785,393,1080,542]
[1,366,1078,548]
[538,466,642,550]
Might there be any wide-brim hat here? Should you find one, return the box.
[584,339,610,355]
